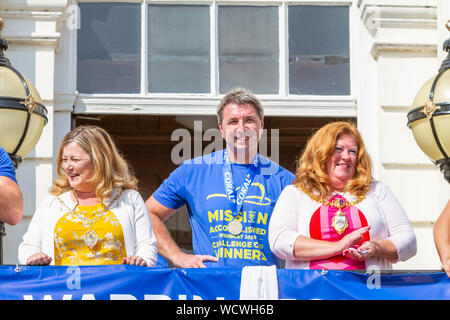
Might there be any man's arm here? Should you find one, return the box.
[145,195,218,268]
[0,176,23,225]
[434,200,450,277]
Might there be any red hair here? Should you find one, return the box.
[293,121,373,201]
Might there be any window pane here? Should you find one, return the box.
[289,6,350,95]
[148,5,210,93]
[218,6,279,94]
[77,3,141,93]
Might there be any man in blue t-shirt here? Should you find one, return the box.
[146,88,294,268]
[0,147,23,225]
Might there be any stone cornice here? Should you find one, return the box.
[72,94,357,117]
[0,0,68,11]
[0,1,69,47]
[362,5,436,33]
[360,3,438,59]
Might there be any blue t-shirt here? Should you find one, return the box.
[153,150,294,268]
[0,147,17,184]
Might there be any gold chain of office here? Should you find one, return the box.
[299,186,366,208]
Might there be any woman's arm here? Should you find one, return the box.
[130,191,159,267]
[269,186,302,260]
[372,182,417,263]
[434,200,450,276]
[18,196,52,265]
[294,226,370,260]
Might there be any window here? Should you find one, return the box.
[288,5,350,95]
[77,2,141,93]
[76,2,351,97]
[218,6,279,94]
[148,5,210,93]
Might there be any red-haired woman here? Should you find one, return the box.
[269,121,416,270]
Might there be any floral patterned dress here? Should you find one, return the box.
[54,203,126,265]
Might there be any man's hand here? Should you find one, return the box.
[172,252,219,268]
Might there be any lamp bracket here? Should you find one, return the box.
[436,158,450,184]
[7,153,22,170]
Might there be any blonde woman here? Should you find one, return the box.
[19,126,157,267]
[269,121,416,270]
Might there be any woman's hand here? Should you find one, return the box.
[338,226,370,251]
[293,226,371,262]
[122,256,148,267]
[343,240,380,261]
[26,252,52,266]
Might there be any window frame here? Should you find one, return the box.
[72,0,357,118]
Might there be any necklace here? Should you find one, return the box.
[58,190,123,249]
[300,186,366,235]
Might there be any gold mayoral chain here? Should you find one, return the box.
[58,190,123,249]
[301,187,366,235]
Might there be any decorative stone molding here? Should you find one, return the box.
[362,5,436,33]
[370,42,436,59]
[73,95,357,117]
[0,0,69,47]
[54,92,77,113]
[361,3,437,59]
[0,0,68,10]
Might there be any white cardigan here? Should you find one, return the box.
[268,181,417,270]
[18,189,158,267]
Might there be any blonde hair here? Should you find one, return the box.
[50,125,138,201]
[293,121,373,201]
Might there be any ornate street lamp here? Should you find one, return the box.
[0,18,48,263]
[407,21,450,184]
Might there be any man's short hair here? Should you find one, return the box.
[216,87,264,124]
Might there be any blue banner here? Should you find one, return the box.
[277,269,450,300]
[0,265,448,300]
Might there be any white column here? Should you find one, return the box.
[54,1,78,174]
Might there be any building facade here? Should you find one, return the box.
[1,0,449,269]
